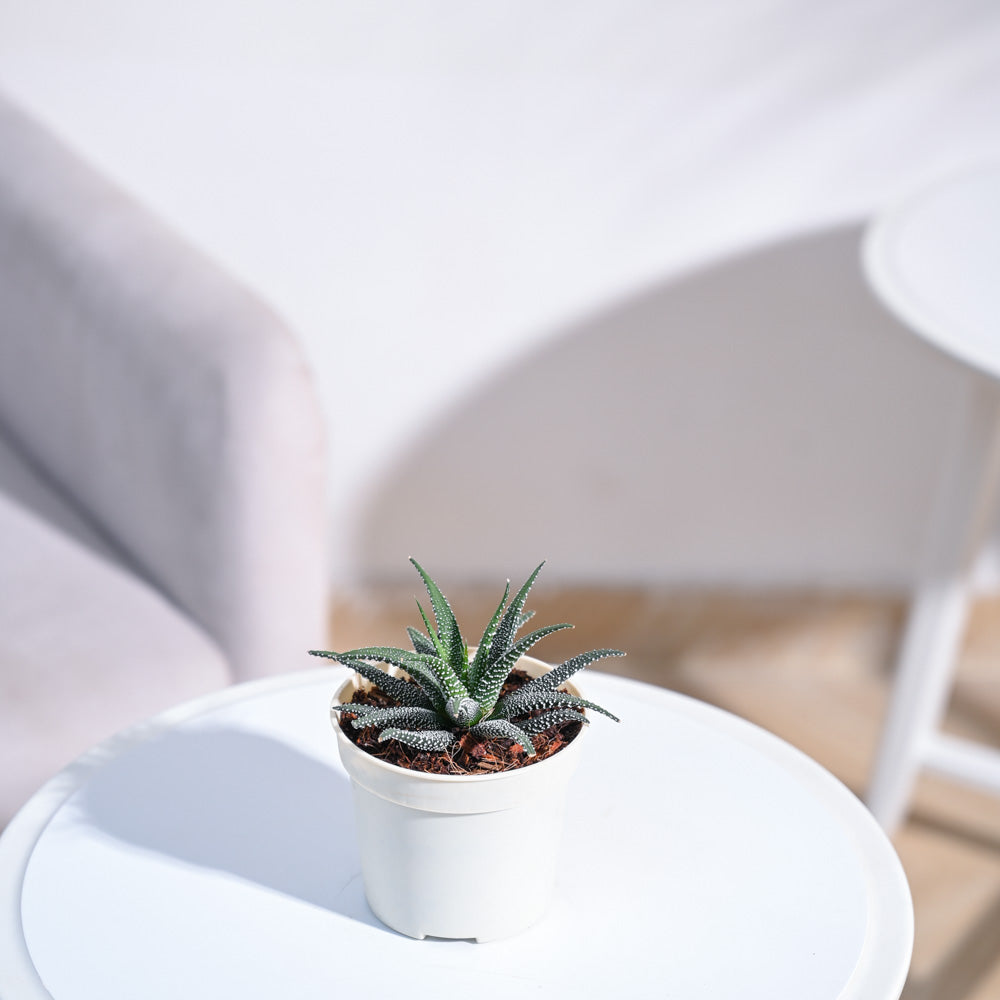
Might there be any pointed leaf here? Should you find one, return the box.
[518,649,626,698]
[400,649,469,703]
[378,728,456,752]
[334,646,467,699]
[519,708,591,735]
[325,647,449,712]
[416,600,448,662]
[468,580,510,690]
[472,623,574,717]
[406,626,438,656]
[470,719,537,756]
[345,706,441,730]
[309,650,432,708]
[331,701,378,715]
[410,559,466,676]
[502,688,620,722]
[489,562,545,665]
[393,662,450,711]
[322,645,414,667]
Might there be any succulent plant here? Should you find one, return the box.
[310,559,622,757]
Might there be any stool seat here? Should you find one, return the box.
[864,164,1000,379]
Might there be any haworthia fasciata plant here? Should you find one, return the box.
[309,561,622,760]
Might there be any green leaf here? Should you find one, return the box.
[415,600,447,662]
[517,649,626,698]
[472,623,574,718]
[467,580,510,690]
[378,728,456,752]
[399,649,469,703]
[331,700,378,715]
[309,650,433,708]
[489,562,545,666]
[406,626,438,656]
[502,688,620,722]
[322,645,414,666]
[324,647,449,712]
[470,719,537,756]
[410,559,467,677]
[345,706,441,730]
[335,646,466,693]
[519,708,591,735]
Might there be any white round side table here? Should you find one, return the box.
[0,668,911,999]
[863,164,1000,833]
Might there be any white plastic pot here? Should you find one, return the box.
[332,654,586,941]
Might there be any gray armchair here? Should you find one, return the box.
[0,94,329,823]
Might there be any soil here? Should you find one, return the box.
[336,668,583,775]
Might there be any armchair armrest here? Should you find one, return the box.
[0,94,328,680]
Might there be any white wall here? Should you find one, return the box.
[2,1,999,587]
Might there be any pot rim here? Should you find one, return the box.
[332,652,586,784]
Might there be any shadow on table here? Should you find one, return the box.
[75,726,383,930]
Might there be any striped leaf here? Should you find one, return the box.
[329,648,448,712]
[406,626,438,656]
[517,649,626,698]
[472,623,573,717]
[331,700,377,716]
[309,650,433,708]
[519,708,591,735]
[399,649,468,703]
[489,562,545,666]
[378,728,456,752]
[410,559,467,678]
[415,600,443,659]
[345,706,440,731]
[470,719,537,756]
[502,688,620,722]
[336,646,469,702]
[467,580,510,690]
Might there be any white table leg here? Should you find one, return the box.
[867,373,1000,834]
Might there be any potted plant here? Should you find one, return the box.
[309,558,623,941]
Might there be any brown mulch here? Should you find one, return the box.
[336,668,583,775]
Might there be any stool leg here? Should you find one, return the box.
[867,375,1000,834]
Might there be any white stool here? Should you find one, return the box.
[863,164,1000,835]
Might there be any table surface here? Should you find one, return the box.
[0,668,913,1000]
[863,163,1000,381]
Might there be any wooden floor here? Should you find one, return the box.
[330,585,1000,1000]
